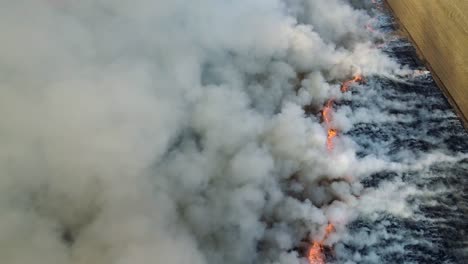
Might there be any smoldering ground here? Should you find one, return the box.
[0,1,449,264]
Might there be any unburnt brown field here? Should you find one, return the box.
[386,0,468,127]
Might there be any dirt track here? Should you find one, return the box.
[386,0,468,127]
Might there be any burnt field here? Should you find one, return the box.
[333,7,468,264]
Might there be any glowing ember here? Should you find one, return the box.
[308,224,335,264]
[340,74,363,92]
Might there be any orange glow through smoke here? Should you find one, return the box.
[308,242,324,264]
[340,74,363,92]
[322,99,334,125]
[308,224,335,264]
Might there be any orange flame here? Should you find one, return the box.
[308,242,324,264]
[322,99,334,125]
[324,74,363,151]
[326,129,337,151]
[313,73,364,263]
[308,224,335,264]
[340,74,363,92]
[322,99,338,151]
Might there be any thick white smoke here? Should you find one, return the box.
[0,0,412,263]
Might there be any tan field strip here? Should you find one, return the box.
[386,0,468,128]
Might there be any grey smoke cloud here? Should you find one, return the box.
[0,0,413,263]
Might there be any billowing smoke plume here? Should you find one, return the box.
[0,0,412,263]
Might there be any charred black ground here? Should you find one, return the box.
[334,7,468,264]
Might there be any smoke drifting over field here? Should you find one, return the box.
[4,0,463,264]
